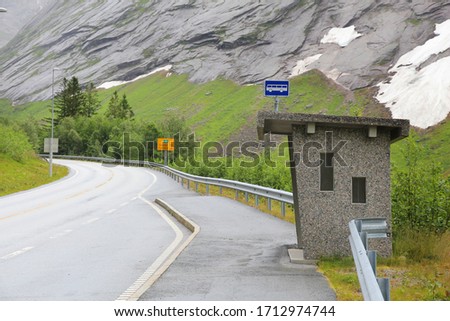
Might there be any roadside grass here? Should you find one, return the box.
[0,154,68,197]
[318,231,450,301]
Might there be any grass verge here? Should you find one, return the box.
[318,232,450,301]
[0,154,68,197]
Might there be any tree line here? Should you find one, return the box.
[52,76,134,123]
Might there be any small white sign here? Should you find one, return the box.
[44,138,59,153]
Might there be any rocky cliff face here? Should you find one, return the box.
[0,0,449,112]
[0,0,55,48]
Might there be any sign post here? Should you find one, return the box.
[157,138,175,165]
[264,80,289,112]
[44,138,59,176]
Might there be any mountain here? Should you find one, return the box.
[0,0,55,48]
[0,0,449,128]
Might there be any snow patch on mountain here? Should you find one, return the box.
[98,65,173,90]
[320,26,362,47]
[290,54,322,77]
[377,19,450,128]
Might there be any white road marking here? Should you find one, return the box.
[83,218,100,225]
[106,209,117,214]
[117,172,184,301]
[49,229,73,240]
[120,202,129,207]
[1,247,34,260]
[130,197,138,201]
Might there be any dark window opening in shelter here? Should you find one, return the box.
[320,153,334,191]
[352,177,366,203]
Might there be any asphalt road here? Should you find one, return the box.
[0,160,187,300]
[141,195,336,301]
[0,159,335,301]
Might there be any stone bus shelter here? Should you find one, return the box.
[257,112,410,259]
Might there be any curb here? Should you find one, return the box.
[155,198,199,233]
[120,198,200,301]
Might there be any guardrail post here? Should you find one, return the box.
[368,250,377,275]
[187,180,190,190]
[219,186,223,195]
[349,219,390,301]
[235,190,239,200]
[206,184,209,195]
[195,182,198,192]
[245,192,249,203]
[267,198,272,211]
[360,231,369,250]
[255,195,259,206]
[377,278,390,301]
[281,202,286,217]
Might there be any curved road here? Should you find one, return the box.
[0,160,186,300]
[0,159,335,301]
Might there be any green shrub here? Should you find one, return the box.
[391,136,450,235]
[0,123,34,162]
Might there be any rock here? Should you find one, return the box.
[0,0,449,104]
[0,0,55,48]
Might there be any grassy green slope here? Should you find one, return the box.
[1,69,449,173]
[0,98,49,121]
[0,70,361,142]
[390,120,450,175]
[421,119,450,175]
[0,154,68,196]
[99,70,366,142]
[0,122,68,196]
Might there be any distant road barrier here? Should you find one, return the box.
[44,155,294,216]
[348,218,390,301]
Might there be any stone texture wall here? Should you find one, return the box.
[291,125,392,259]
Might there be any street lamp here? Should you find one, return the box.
[49,67,62,177]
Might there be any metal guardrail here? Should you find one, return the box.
[45,155,294,216]
[349,218,390,301]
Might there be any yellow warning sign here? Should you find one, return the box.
[157,138,175,151]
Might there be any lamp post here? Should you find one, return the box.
[49,67,62,177]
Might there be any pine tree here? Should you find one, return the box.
[106,91,134,119]
[106,91,120,119]
[120,94,134,119]
[54,76,84,122]
[80,82,100,117]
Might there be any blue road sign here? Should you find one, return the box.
[264,80,289,97]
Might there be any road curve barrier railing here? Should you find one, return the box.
[348,218,390,301]
[44,155,294,216]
